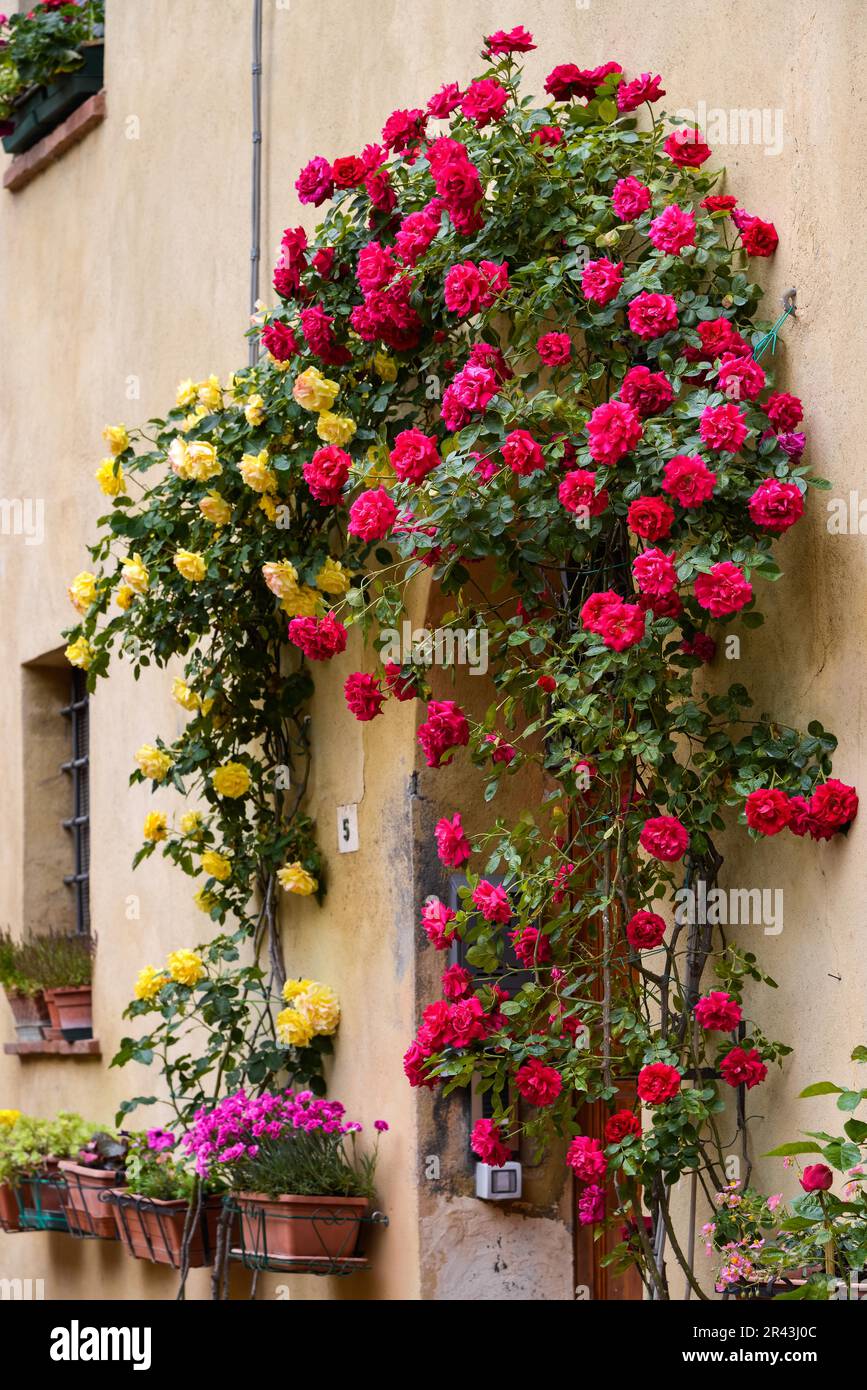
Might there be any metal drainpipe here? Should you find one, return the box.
[249,0,263,365]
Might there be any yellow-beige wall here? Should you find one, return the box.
[0,0,865,1300]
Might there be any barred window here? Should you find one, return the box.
[61,670,90,936]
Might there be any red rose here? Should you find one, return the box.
[736,213,779,257]
[303,446,351,506]
[421,898,457,950]
[502,428,545,476]
[295,156,334,206]
[620,365,674,417]
[627,496,675,540]
[616,72,665,113]
[559,469,609,517]
[596,601,647,652]
[604,1110,642,1144]
[536,331,572,365]
[567,1135,608,1180]
[639,816,689,862]
[536,674,557,693]
[694,561,753,617]
[471,1118,511,1167]
[637,1063,682,1105]
[699,402,748,452]
[510,925,551,967]
[701,195,738,213]
[800,1164,833,1193]
[807,779,859,839]
[403,1041,437,1088]
[627,291,679,339]
[720,1047,767,1090]
[633,547,677,598]
[515,1058,563,1107]
[748,479,805,532]
[649,203,696,256]
[461,78,509,127]
[681,632,716,662]
[390,428,440,484]
[287,611,348,661]
[261,319,298,362]
[745,788,793,836]
[441,963,472,1000]
[332,155,367,189]
[611,176,651,221]
[694,992,742,1031]
[344,672,386,722]
[417,700,469,769]
[626,909,667,950]
[765,391,804,431]
[427,83,463,119]
[446,996,489,1047]
[581,257,624,305]
[586,399,642,465]
[663,128,711,166]
[348,486,398,542]
[435,813,471,868]
[717,353,766,402]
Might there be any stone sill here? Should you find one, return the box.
[4,1039,101,1058]
[3,89,106,193]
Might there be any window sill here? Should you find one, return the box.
[4,1039,101,1058]
[3,89,106,194]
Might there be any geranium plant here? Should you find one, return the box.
[0,0,103,123]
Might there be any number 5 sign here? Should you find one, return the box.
[337,804,359,853]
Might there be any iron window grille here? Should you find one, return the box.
[61,669,90,936]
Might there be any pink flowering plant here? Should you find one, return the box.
[252,28,857,1297]
[182,1089,384,1200]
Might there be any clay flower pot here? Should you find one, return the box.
[235,1191,368,1261]
[0,1181,22,1232]
[4,989,50,1043]
[109,1191,222,1268]
[43,985,92,1042]
[58,1162,121,1238]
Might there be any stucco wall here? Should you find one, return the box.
[0,0,864,1301]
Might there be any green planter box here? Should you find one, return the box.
[2,41,103,156]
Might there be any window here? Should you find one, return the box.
[61,670,90,936]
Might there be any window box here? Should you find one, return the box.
[2,40,103,156]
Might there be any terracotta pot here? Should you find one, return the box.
[235,1191,368,1261]
[109,1191,222,1268]
[4,989,50,1043]
[58,1162,121,1238]
[44,993,61,1030]
[44,985,92,1042]
[0,1181,22,1232]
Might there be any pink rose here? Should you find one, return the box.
[435,813,471,868]
[461,78,509,127]
[662,454,717,508]
[620,366,674,417]
[344,672,386,722]
[694,992,742,1031]
[649,204,696,256]
[720,1047,767,1089]
[348,487,398,542]
[567,1135,608,1181]
[664,128,711,166]
[637,1063,682,1104]
[471,1118,511,1167]
[699,402,748,452]
[611,175,651,221]
[471,881,511,923]
[390,428,440,484]
[559,469,609,517]
[800,1164,833,1193]
[421,898,457,950]
[295,156,334,206]
[417,700,469,768]
[586,400,642,465]
[515,1058,563,1107]
[536,331,572,365]
[748,479,804,532]
[502,429,545,476]
[303,446,351,505]
[633,547,677,597]
[616,72,665,112]
[581,258,624,305]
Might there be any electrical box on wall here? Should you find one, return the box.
[475,1161,522,1201]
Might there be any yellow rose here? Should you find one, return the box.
[166,949,205,986]
[201,849,232,882]
[168,437,193,477]
[238,450,277,494]
[295,982,341,1036]
[122,553,149,593]
[259,495,278,521]
[95,457,127,496]
[199,491,232,526]
[262,560,298,599]
[197,376,223,412]
[180,810,203,837]
[134,966,169,1003]
[174,549,207,582]
[65,636,93,670]
[316,411,356,446]
[171,676,200,713]
[67,571,97,614]
[282,977,314,1002]
[277,862,318,896]
[373,351,397,382]
[292,366,339,413]
[315,557,349,596]
[115,585,135,611]
[280,585,321,617]
[176,378,198,408]
[194,886,219,914]
[135,744,173,782]
[0,1109,21,1128]
[102,424,130,456]
[186,441,221,481]
[244,393,266,426]
[275,1006,315,1048]
[143,811,168,842]
[211,762,251,798]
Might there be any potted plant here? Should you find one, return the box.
[183,1089,386,1263]
[107,1129,224,1268]
[0,2,105,155]
[0,1111,97,1232]
[17,932,94,1041]
[58,1129,127,1238]
[0,931,49,1042]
